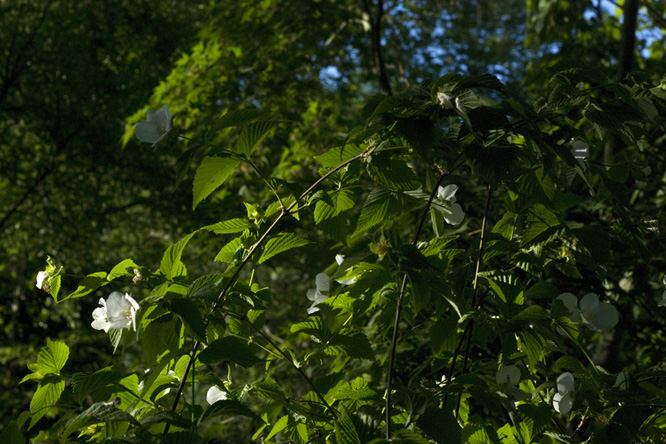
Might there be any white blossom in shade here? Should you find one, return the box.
[454,96,469,121]
[571,139,589,170]
[335,254,345,266]
[207,386,227,404]
[91,292,140,332]
[556,292,618,332]
[134,105,172,146]
[437,92,454,109]
[306,273,330,314]
[496,365,521,387]
[36,271,51,290]
[553,372,575,414]
[579,293,619,332]
[437,184,465,225]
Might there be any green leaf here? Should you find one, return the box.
[314,189,355,224]
[258,233,309,264]
[266,415,289,440]
[166,298,207,343]
[417,407,461,444]
[336,410,362,444]
[522,204,560,247]
[198,336,262,368]
[202,218,252,234]
[518,329,545,369]
[200,399,264,424]
[209,108,268,134]
[0,421,25,444]
[36,339,69,374]
[160,231,198,280]
[139,410,193,429]
[71,368,123,405]
[366,154,420,190]
[142,314,181,365]
[107,258,138,281]
[62,403,139,438]
[237,120,279,157]
[30,375,65,414]
[353,188,400,236]
[324,331,374,360]
[60,271,108,301]
[252,377,287,401]
[315,144,365,167]
[192,156,241,209]
[215,236,243,263]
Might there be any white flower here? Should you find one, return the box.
[437,92,453,109]
[306,273,330,314]
[436,184,465,225]
[571,139,589,170]
[36,271,51,290]
[553,372,575,414]
[134,105,172,146]
[335,254,345,266]
[496,365,520,387]
[207,386,227,404]
[557,292,618,332]
[91,292,140,332]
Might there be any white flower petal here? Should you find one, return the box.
[496,365,521,387]
[335,254,345,266]
[437,184,458,203]
[556,372,575,394]
[134,105,172,146]
[553,392,573,414]
[579,293,599,313]
[437,92,453,109]
[443,202,465,225]
[315,272,330,292]
[36,271,50,289]
[206,386,227,405]
[587,303,619,332]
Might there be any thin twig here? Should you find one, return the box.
[238,312,339,420]
[164,148,368,434]
[454,184,492,418]
[385,172,449,439]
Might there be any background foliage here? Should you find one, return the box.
[2,0,666,442]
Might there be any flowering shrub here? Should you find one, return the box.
[14,68,666,443]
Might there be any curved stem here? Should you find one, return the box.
[385,171,449,439]
[165,148,369,434]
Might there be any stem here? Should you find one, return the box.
[239,312,339,420]
[165,148,369,434]
[385,172,449,439]
[454,184,492,418]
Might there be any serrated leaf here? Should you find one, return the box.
[366,155,420,190]
[324,331,373,360]
[198,336,261,368]
[107,258,138,281]
[258,233,309,264]
[160,231,198,280]
[252,377,286,401]
[192,156,241,209]
[30,375,65,414]
[142,315,181,365]
[336,410,362,444]
[314,189,355,224]
[209,108,268,135]
[49,274,62,301]
[71,368,123,405]
[139,410,193,429]
[200,399,264,424]
[202,218,252,234]
[237,120,279,157]
[353,188,399,236]
[60,271,108,301]
[315,144,365,167]
[215,236,243,263]
[62,403,139,438]
[36,339,69,374]
[166,298,207,343]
